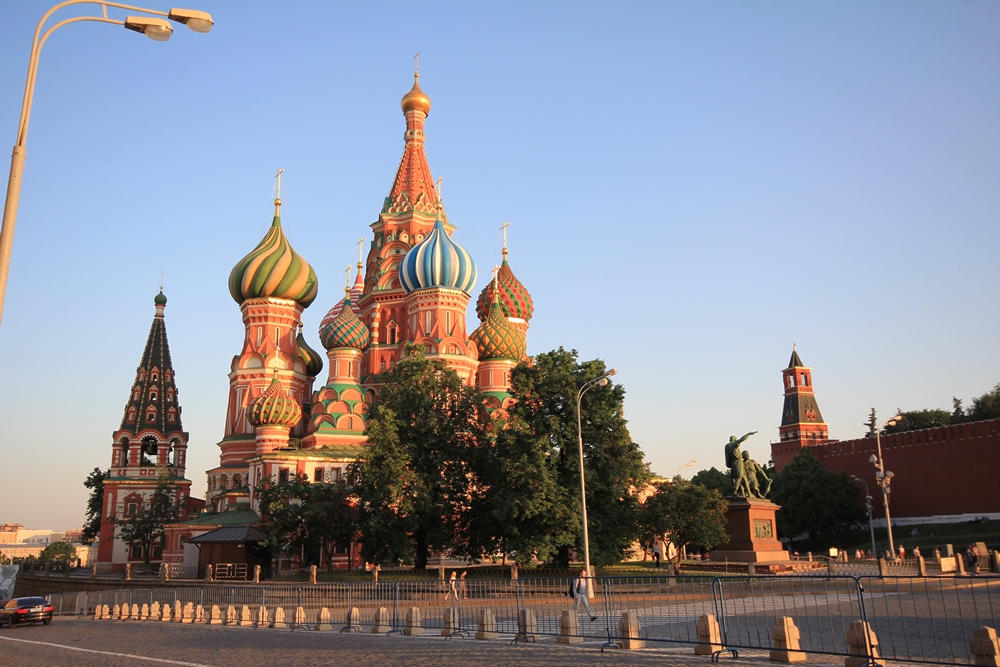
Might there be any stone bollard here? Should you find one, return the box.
[293,606,306,629]
[194,604,206,624]
[315,607,333,631]
[205,564,213,582]
[93,605,102,620]
[173,601,183,623]
[769,616,806,662]
[617,610,644,650]
[114,603,124,620]
[182,602,195,623]
[845,620,886,667]
[667,560,677,587]
[150,602,160,620]
[140,603,150,621]
[209,605,223,625]
[161,604,172,622]
[475,608,498,640]
[256,606,269,628]
[342,606,361,632]
[516,608,540,643]
[372,606,392,633]
[271,607,287,629]
[253,564,260,583]
[806,552,813,562]
[309,565,317,585]
[404,607,423,635]
[442,607,461,637]
[957,555,967,576]
[970,626,1000,666]
[125,563,131,581]
[239,605,254,627]
[160,563,168,582]
[101,604,111,620]
[748,562,757,577]
[557,609,583,644]
[511,564,518,581]
[225,605,237,625]
[91,564,98,579]
[372,564,380,583]
[918,555,927,577]
[695,614,724,655]
[878,557,889,577]
[131,604,140,620]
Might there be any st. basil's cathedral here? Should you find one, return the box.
[96,72,535,569]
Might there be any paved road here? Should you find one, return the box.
[0,618,842,667]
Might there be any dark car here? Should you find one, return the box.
[0,597,54,627]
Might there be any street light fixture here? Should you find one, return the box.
[676,459,697,478]
[576,366,617,598]
[866,411,902,558]
[850,475,876,558]
[0,1,214,326]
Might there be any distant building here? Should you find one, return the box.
[770,347,1000,522]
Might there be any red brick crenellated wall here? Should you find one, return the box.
[799,418,1000,519]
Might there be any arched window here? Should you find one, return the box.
[386,321,399,345]
[232,474,242,488]
[166,389,174,403]
[149,389,157,401]
[127,407,137,423]
[801,373,808,386]
[133,388,141,401]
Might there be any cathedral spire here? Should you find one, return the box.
[384,69,438,215]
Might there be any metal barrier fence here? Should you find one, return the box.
[42,575,998,666]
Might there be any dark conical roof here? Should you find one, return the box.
[787,347,804,369]
[118,295,184,437]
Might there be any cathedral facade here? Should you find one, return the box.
[98,73,534,569]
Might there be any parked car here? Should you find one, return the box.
[0,597,54,627]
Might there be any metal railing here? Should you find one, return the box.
[44,574,998,665]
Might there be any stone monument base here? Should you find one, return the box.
[711,497,789,563]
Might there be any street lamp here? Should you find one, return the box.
[576,366,617,597]
[866,411,902,558]
[676,459,697,478]
[850,475,876,558]
[0,1,214,326]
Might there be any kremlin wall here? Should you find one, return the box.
[770,349,1000,523]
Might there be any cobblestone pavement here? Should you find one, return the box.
[0,618,847,667]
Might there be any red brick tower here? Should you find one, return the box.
[771,347,830,471]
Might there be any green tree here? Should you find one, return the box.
[882,409,951,434]
[968,383,1000,422]
[81,468,110,544]
[40,541,77,562]
[116,474,180,563]
[355,345,490,569]
[310,481,361,570]
[256,474,319,565]
[640,480,728,562]
[691,467,734,496]
[771,448,865,547]
[503,347,650,567]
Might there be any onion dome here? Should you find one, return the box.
[399,218,477,294]
[248,372,302,429]
[296,324,324,377]
[470,295,526,361]
[229,200,319,307]
[154,290,168,305]
[401,72,431,115]
[476,251,534,322]
[319,289,371,350]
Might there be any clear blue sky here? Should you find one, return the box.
[1,1,997,531]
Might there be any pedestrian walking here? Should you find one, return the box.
[459,570,468,600]
[898,544,905,561]
[444,571,458,601]
[913,545,921,559]
[653,542,661,568]
[571,569,597,621]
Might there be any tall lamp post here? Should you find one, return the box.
[850,475,877,558]
[676,459,697,478]
[0,1,214,326]
[867,411,903,558]
[576,366,617,597]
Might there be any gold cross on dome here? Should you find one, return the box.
[159,271,164,292]
[492,264,500,289]
[274,168,284,199]
[357,237,365,266]
[499,222,510,250]
[436,176,443,199]
[345,265,352,289]
[414,51,420,74]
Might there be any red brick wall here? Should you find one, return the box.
[804,418,1000,519]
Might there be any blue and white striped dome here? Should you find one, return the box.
[399,219,478,294]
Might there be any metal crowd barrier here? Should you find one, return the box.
[43,574,999,666]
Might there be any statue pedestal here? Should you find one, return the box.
[711,497,789,563]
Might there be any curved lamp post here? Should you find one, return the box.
[850,474,876,557]
[576,366,617,598]
[676,458,697,478]
[867,412,903,558]
[0,1,214,325]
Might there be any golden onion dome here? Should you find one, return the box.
[248,372,302,429]
[401,73,431,115]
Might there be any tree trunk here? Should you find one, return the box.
[556,545,571,569]
[414,527,428,571]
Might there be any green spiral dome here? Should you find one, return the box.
[248,373,302,429]
[229,205,318,307]
[319,292,370,351]
[470,295,526,361]
[296,325,324,378]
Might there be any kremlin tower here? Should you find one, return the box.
[97,291,193,565]
[770,346,831,470]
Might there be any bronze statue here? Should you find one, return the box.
[724,432,757,498]
[742,450,772,499]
